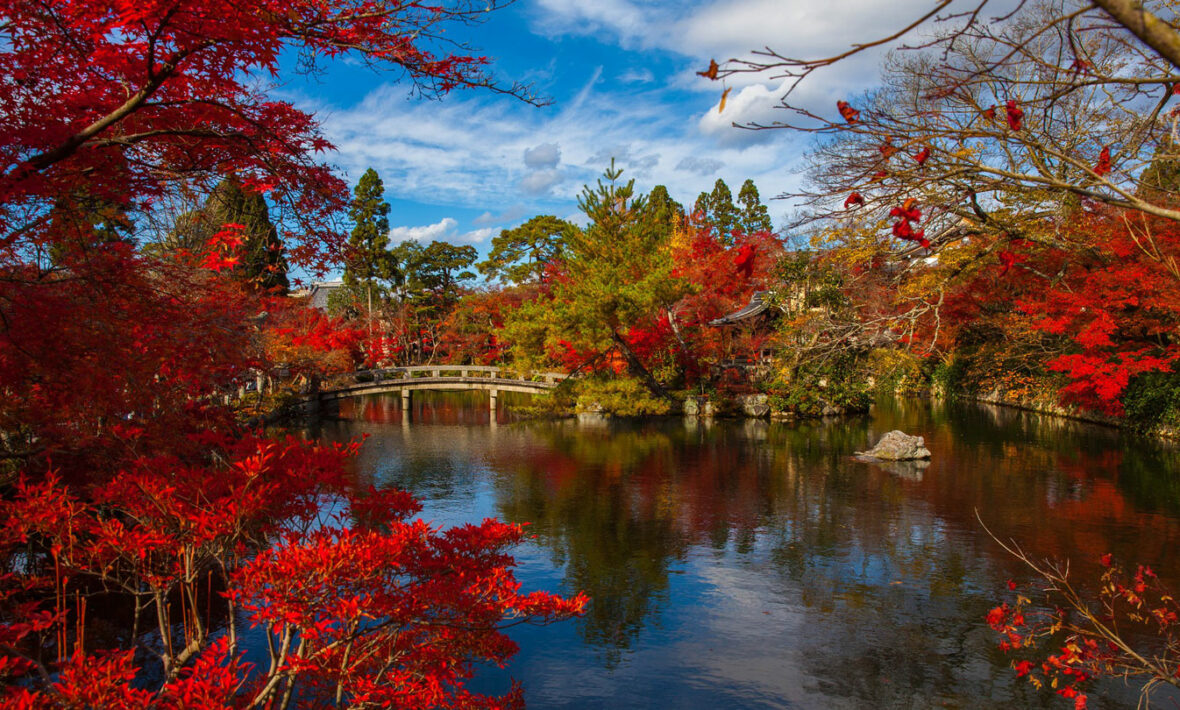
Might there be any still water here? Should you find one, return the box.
[317,393,1180,709]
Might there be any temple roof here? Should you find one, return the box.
[709,291,772,326]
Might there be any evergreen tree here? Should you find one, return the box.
[166,177,289,292]
[692,179,739,243]
[477,215,577,285]
[642,185,684,241]
[344,168,393,324]
[1138,136,1180,204]
[48,191,135,265]
[389,239,423,297]
[707,179,739,243]
[416,240,478,305]
[693,191,710,222]
[502,161,685,398]
[736,178,773,234]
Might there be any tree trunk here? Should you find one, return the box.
[1091,0,1180,70]
[611,330,673,401]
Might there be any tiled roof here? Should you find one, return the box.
[709,291,771,326]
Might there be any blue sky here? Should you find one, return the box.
[276,0,945,257]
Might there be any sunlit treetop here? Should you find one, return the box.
[0,0,539,272]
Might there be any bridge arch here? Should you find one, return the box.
[314,365,569,412]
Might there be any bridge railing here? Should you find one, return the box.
[355,365,570,386]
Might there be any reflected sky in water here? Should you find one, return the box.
[318,394,1180,709]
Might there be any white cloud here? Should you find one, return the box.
[531,0,990,97]
[388,217,459,243]
[464,227,497,243]
[387,217,493,246]
[530,0,651,47]
[474,206,527,225]
[676,156,725,176]
[586,144,661,178]
[619,68,654,84]
[520,168,565,195]
[524,142,562,169]
[312,77,801,220]
[698,82,790,146]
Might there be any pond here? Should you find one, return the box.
[315,393,1180,709]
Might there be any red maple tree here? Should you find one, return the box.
[0,0,584,705]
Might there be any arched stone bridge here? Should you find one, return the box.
[314,365,570,411]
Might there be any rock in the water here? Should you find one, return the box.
[855,430,931,461]
[745,402,771,417]
[739,394,770,418]
[874,459,930,481]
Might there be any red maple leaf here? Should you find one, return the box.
[1006,100,1024,131]
[734,244,757,278]
[1094,145,1112,177]
[998,249,1025,274]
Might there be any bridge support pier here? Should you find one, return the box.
[489,389,498,413]
[401,389,410,413]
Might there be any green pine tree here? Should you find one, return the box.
[477,215,577,285]
[416,240,478,306]
[736,179,773,234]
[693,191,710,221]
[641,185,684,241]
[501,160,685,399]
[693,179,739,243]
[344,168,393,325]
[164,177,288,292]
[707,179,738,243]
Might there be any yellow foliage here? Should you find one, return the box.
[665,221,695,258]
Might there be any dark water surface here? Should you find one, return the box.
[317,393,1180,709]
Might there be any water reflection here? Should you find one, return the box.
[317,393,1180,708]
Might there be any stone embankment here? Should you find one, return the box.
[684,394,868,420]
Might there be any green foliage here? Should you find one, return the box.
[325,285,360,318]
[478,215,577,285]
[167,177,288,292]
[416,241,478,303]
[864,348,926,397]
[344,168,394,297]
[387,239,478,306]
[931,354,970,397]
[1137,136,1180,203]
[389,239,423,293]
[574,377,674,417]
[48,190,135,264]
[736,179,772,235]
[506,162,685,370]
[1121,367,1180,430]
[765,352,871,418]
[641,185,684,241]
[772,250,847,315]
[498,163,687,399]
[695,178,739,243]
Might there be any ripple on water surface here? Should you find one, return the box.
[316,393,1180,709]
